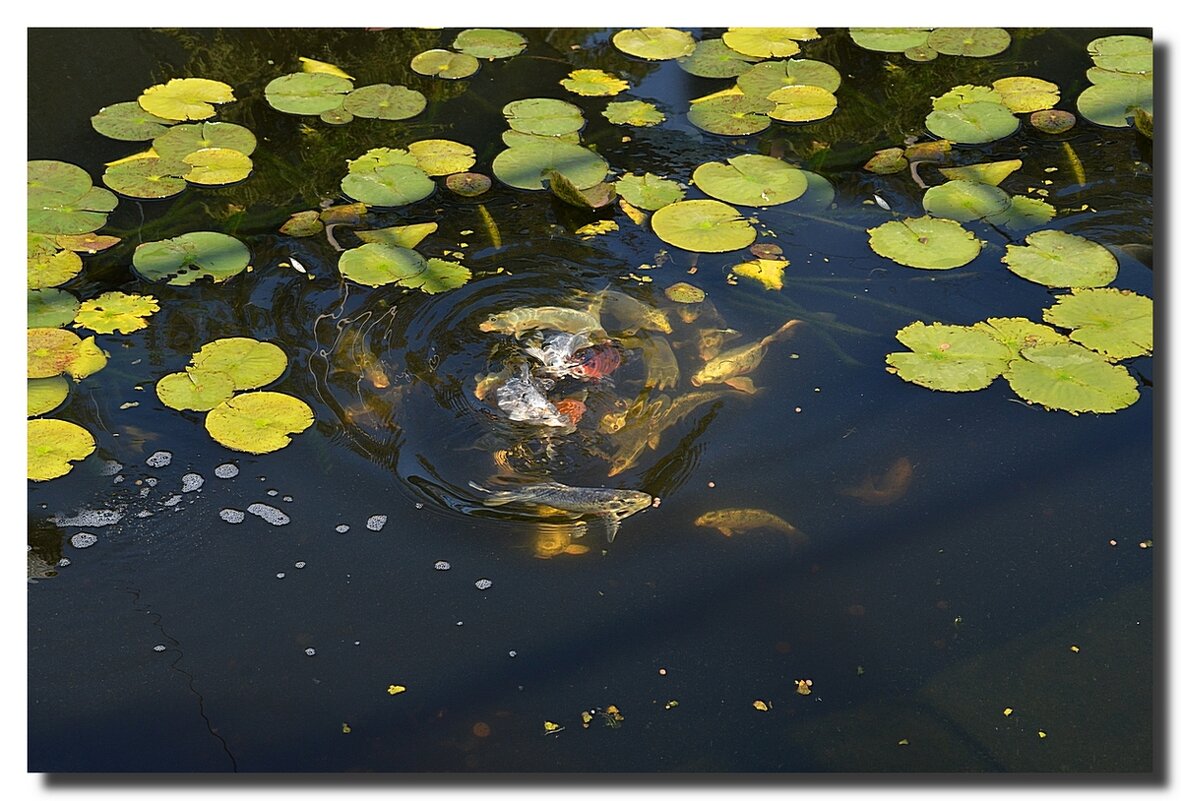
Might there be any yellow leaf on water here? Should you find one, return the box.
[752,699,771,711]
[341,723,351,733]
[387,684,407,695]
[576,220,619,238]
[1003,707,1013,717]
[543,720,563,734]
[300,56,354,80]
[105,148,159,167]
[731,258,788,290]
[581,711,594,728]
[618,198,648,226]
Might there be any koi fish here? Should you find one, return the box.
[840,456,914,506]
[598,289,673,335]
[479,305,607,340]
[469,480,653,542]
[571,343,623,380]
[694,508,807,549]
[689,319,803,393]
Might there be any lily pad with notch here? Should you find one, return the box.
[28,248,83,290]
[72,292,160,335]
[182,147,253,185]
[91,101,174,141]
[561,69,629,97]
[342,84,427,121]
[1042,288,1152,361]
[139,77,235,121]
[613,27,696,60]
[693,154,808,207]
[885,321,1011,392]
[28,327,107,380]
[132,231,251,286]
[616,173,685,210]
[406,139,476,176]
[992,77,1060,113]
[205,391,315,454]
[922,179,1011,222]
[28,418,95,481]
[651,199,756,253]
[503,98,585,137]
[341,164,435,207]
[1003,341,1139,414]
[28,376,70,417]
[491,141,608,190]
[722,27,817,58]
[767,85,838,122]
[191,337,288,391]
[28,288,80,328]
[867,216,982,269]
[452,28,527,59]
[737,59,841,98]
[264,73,353,115]
[152,121,256,160]
[102,156,190,199]
[602,100,666,127]
[1002,230,1117,288]
[926,27,1011,57]
[155,368,237,412]
[676,38,760,78]
[411,49,480,79]
[687,92,774,135]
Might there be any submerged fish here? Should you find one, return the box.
[690,319,803,393]
[571,342,623,381]
[523,331,594,378]
[606,389,733,476]
[696,327,742,362]
[694,508,807,549]
[840,456,914,506]
[468,480,653,542]
[598,289,673,335]
[493,365,569,427]
[479,305,607,340]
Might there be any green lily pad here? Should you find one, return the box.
[90,101,174,141]
[355,223,438,249]
[347,147,419,172]
[406,139,476,176]
[452,28,527,59]
[503,98,585,136]
[28,288,79,328]
[1077,73,1152,127]
[937,159,1022,186]
[905,44,939,62]
[28,161,117,235]
[972,316,1068,358]
[320,107,354,125]
[885,321,1011,392]
[410,49,480,79]
[1002,230,1117,288]
[692,154,808,207]
[28,418,95,481]
[72,291,159,334]
[205,391,315,454]
[264,72,353,114]
[616,173,685,210]
[191,337,288,390]
[984,195,1056,231]
[152,121,256,159]
[922,180,1011,222]
[1043,288,1152,361]
[28,376,70,417]
[342,83,427,120]
[665,282,706,303]
[341,164,435,207]
[613,27,696,60]
[182,147,253,185]
[132,231,251,285]
[28,160,92,210]
[793,170,837,212]
[1003,341,1139,414]
[651,199,756,253]
[602,100,666,127]
[491,141,608,190]
[867,216,982,269]
[767,85,838,122]
[139,77,235,121]
[992,77,1060,113]
[102,156,190,199]
[927,27,1011,57]
[676,38,760,78]
[722,28,809,58]
[1029,109,1077,134]
[416,258,472,294]
[339,242,426,287]
[925,101,1019,144]
[1087,35,1152,74]
[445,172,492,197]
[28,327,107,380]
[687,92,774,135]
[545,170,616,210]
[737,59,842,101]
[932,84,1005,110]
[848,28,932,53]
[501,129,583,147]
[28,248,83,290]
[561,68,629,97]
[155,367,237,412]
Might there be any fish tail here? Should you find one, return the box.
[764,319,804,346]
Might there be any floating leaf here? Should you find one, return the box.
[561,68,629,97]
[341,164,435,207]
[28,248,83,289]
[342,83,427,121]
[406,139,476,176]
[205,391,314,454]
[55,233,120,253]
[1004,342,1139,414]
[28,162,117,235]
[1077,72,1152,127]
[575,220,618,238]
[651,199,756,253]
[722,27,809,58]
[503,98,585,136]
[885,321,1011,391]
[348,147,419,172]
[28,418,95,481]
[665,282,706,303]
[264,73,353,114]
[927,27,1011,57]
[546,170,617,209]
[152,121,256,160]
[737,59,842,99]
[445,172,492,197]
[28,288,79,328]
[905,44,939,62]
[279,210,324,237]
[155,368,237,412]
[90,101,173,141]
[613,28,696,61]
[1087,35,1152,75]
[992,77,1060,113]
[28,160,91,207]
[848,28,932,53]
[926,101,1019,144]
[1043,288,1152,361]
[70,337,108,380]
[72,291,159,334]
[182,147,253,185]
[491,141,608,191]
[28,328,106,380]
[922,180,1011,222]
[864,147,908,175]
[932,84,1006,111]
[793,170,837,212]
[338,243,426,287]
[132,231,251,285]
[1134,108,1153,139]
[191,337,288,390]
[139,78,235,121]
[416,259,472,294]
[355,222,438,249]
[452,28,527,59]
[767,85,838,122]
[1029,109,1077,134]
[319,203,368,225]
[102,156,190,199]
[937,160,1022,186]
[731,258,788,290]
[502,129,582,148]
[602,100,665,127]
[1002,230,1117,288]
[410,49,480,79]
[299,56,353,79]
[905,140,953,161]
[972,316,1068,359]
[616,173,685,210]
[693,154,808,207]
[687,92,773,135]
[28,376,70,417]
[985,195,1056,231]
[676,38,760,78]
[867,216,981,270]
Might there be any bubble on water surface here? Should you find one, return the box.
[153,645,166,652]
[214,463,239,479]
[219,508,246,524]
[283,495,294,503]
[335,524,350,533]
[99,460,123,476]
[146,451,172,468]
[57,558,71,568]
[475,578,492,590]
[276,572,286,579]
[136,510,154,518]
[366,515,387,531]
[162,495,182,507]
[305,648,316,656]
[145,477,158,487]
[267,489,278,496]
[248,503,290,525]
[434,560,451,571]
[70,532,98,549]
[182,473,205,492]
[52,508,124,527]
[295,561,306,569]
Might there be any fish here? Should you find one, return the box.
[696,327,742,362]
[840,456,914,506]
[523,331,594,378]
[553,398,587,426]
[694,508,807,549]
[493,365,569,427]
[598,289,673,335]
[606,389,734,476]
[469,480,654,542]
[571,343,623,381]
[479,305,607,340]
[689,319,803,393]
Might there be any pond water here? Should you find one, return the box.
[27,27,1153,773]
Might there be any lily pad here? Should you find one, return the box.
[452,28,527,59]
[985,195,1056,231]
[182,147,253,185]
[616,173,685,210]
[1029,109,1077,134]
[613,27,696,60]
[191,337,288,390]
[651,199,756,253]
[342,83,427,120]
[561,68,629,96]
[1077,73,1152,127]
[925,101,1019,144]
[905,45,940,62]
[91,101,174,141]
[72,291,159,334]
[731,258,788,290]
[602,100,666,127]
[152,121,257,159]
[926,28,1011,57]
[864,147,908,175]
[445,172,492,197]
[28,288,80,328]
[355,222,438,249]
[406,139,476,176]
[299,56,353,79]
[922,180,1011,222]
[102,156,190,199]
[28,161,118,235]
[885,321,1011,391]
[347,147,419,172]
[410,49,480,79]
[737,59,842,98]
[279,210,324,237]
[1002,230,1117,288]
[139,77,235,121]
[687,92,774,135]
[28,160,91,206]
[28,327,107,380]
[28,376,70,417]
[491,141,608,191]
[155,368,237,412]
[692,154,808,207]
[264,73,353,115]
[767,85,838,122]
[932,84,1006,110]
[1003,341,1139,414]
[722,28,809,58]
[676,38,760,78]
[1042,288,1152,361]
[973,316,1068,358]
[28,418,95,481]
[503,98,585,137]
[55,233,121,253]
[338,243,426,287]
[868,216,982,270]
[501,129,583,148]
[546,170,617,209]
[205,391,315,454]
[28,248,83,289]
[1087,35,1152,75]
[848,28,932,53]
[416,259,473,294]
[937,159,1022,186]
[992,77,1060,113]
[132,231,251,285]
[341,164,435,207]
[665,282,706,303]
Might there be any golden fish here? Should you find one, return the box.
[469,480,653,542]
[694,508,807,549]
[620,332,680,390]
[841,456,914,506]
[696,327,742,361]
[606,390,734,476]
[598,289,673,335]
[479,305,607,340]
[689,319,802,393]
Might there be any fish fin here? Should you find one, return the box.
[718,527,735,537]
[724,377,757,394]
[604,515,621,543]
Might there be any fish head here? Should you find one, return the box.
[693,511,721,527]
[602,490,654,517]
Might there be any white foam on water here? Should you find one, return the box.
[366,515,387,531]
[53,508,124,527]
[182,473,205,492]
[434,561,451,571]
[219,509,246,524]
[162,495,182,507]
[475,578,492,590]
[99,460,123,476]
[145,451,172,468]
[70,533,98,549]
[335,524,350,533]
[214,463,239,479]
[247,503,291,526]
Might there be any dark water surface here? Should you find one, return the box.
[27,27,1153,773]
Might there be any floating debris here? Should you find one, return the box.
[434,560,451,571]
[214,463,239,479]
[475,578,492,590]
[267,489,279,496]
[219,508,246,524]
[544,721,564,735]
[795,679,813,695]
[181,473,205,492]
[335,524,350,533]
[145,450,172,467]
[366,515,387,531]
[295,561,306,569]
[153,645,166,652]
[276,572,286,579]
[69,532,98,549]
[387,684,407,695]
[162,494,183,507]
[56,558,71,568]
[305,648,316,656]
[753,699,771,711]
[53,508,124,527]
[247,503,291,526]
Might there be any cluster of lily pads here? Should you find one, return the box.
[27,326,108,481]
[156,337,315,454]
[265,57,426,126]
[849,27,1010,62]
[28,161,120,290]
[1075,35,1153,131]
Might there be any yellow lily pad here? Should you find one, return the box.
[72,291,159,335]
[191,337,288,391]
[560,68,629,97]
[299,56,353,80]
[406,139,476,176]
[155,368,237,412]
[28,376,70,417]
[139,78,235,121]
[28,418,95,481]
[731,258,788,290]
[205,391,315,454]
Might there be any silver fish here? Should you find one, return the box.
[468,480,653,542]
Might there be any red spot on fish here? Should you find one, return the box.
[554,399,587,426]
[572,344,622,380]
